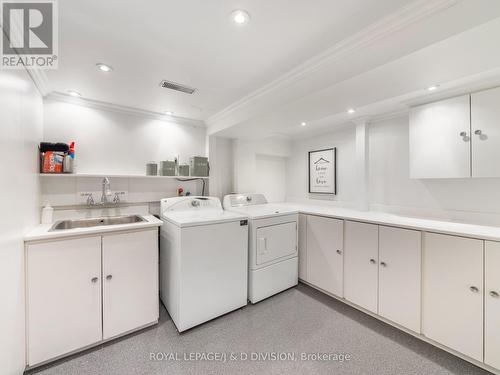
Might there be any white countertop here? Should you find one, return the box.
[24,204,500,242]
[283,202,500,242]
[25,214,162,242]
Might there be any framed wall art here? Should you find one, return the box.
[308,148,336,194]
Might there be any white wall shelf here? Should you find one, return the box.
[39,173,209,179]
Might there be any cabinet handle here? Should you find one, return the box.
[106,275,113,281]
[490,291,499,298]
[336,249,342,255]
[459,131,467,137]
[91,277,99,283]
[369,258,376,264]
[474,129,482,135]
[469,286,479,293]
[380,261,387,267]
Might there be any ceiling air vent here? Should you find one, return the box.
[159,80,196,94]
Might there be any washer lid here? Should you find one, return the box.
[161,209,248,228]
[161,196,222,213]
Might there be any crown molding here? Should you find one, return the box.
[45,92,206,128]
[26,68,51,96]
[207,0,458,127]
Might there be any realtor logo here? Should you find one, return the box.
[1,0,58,69]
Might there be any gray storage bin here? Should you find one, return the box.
[190,156,209,177]
[159,160,176,176]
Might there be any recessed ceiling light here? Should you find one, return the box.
[96,63,113,72]
[164,111,173,116]
[67,90,82,97]
[347,108,356,114]
[301,122,307,127]
[231,10,250,25]
[427,85,439,91]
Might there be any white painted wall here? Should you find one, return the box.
[233,137,291,201]
[0,70,43,374]
[41,176,204,209]
[43,100,206,174]
[286,126,357,207]
[41,100,207,208]
[285,114,500,226]
[208,136,234,200]
[255,155,287,202]
[369,115,500,225]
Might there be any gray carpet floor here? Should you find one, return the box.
[30,283,492,375]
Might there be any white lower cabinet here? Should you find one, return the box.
[27,236,102,366]
[102,230,158,339]
[344,221,379,313]
[298,214,307,280]
[422,233,483,362]
[378,226,421,333]
[485,241,500,370]
[26,229,159,366]
[306,215,344,297]
[299,213,500,372]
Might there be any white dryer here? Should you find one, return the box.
[160,196,248,332]
[223,194,298,303]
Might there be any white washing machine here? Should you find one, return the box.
[159,196,248,332]
[223,194,298,303]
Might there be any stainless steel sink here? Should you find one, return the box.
[50,215,146,231]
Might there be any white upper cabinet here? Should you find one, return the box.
[409,95,471,179]
[471,87,500,178]
[344,221,379,313]
[306,215,344,297]
[410,88,500,179]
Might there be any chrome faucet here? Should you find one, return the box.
[81,178,121,207]
[101,177,112,204]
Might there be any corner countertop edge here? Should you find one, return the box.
[24,215,162,242]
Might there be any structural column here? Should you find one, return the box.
[353,117,370,211]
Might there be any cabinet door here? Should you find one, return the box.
[485,241,500,370]
[306,215,344,297]
[471,87,500,177]
[102,230,159,340]
[409,95,471,178]
[379,226,421,333]
[344,221,379,312]
[423,233,483,361]
[298,214,307,281]
[27,237,102,365]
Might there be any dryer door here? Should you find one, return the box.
[256,221,297,266]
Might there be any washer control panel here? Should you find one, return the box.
[161,196,221,213]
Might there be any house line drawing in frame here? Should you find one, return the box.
[308,147,337,195]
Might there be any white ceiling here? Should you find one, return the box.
[207,0,500,139]
[46,0,417,120]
